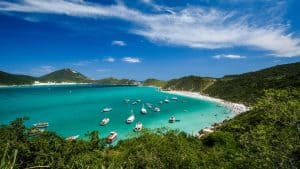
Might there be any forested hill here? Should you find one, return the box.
[38,68,90,83]
[204,62,300,104]
[0,71,36,85]
[162,76,216,92]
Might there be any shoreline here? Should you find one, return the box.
[163,90,249,114]
[0,82,91,88]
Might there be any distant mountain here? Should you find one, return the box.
[163,75,216,92]
[94,77,139,85]
[0,71,36,85]
[204,62,300,104]
[143,79,167,87]
[38,68,91,83]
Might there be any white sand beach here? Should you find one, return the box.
[163,90,250,114]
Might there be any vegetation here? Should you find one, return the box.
[0,88,299,168]
[163,75,215,92]
[143,78,167,87]
[38,68,90,83]
[204,62,300,104]
[0,71,36,85]
[95,77,138,85]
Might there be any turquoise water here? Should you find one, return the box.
[0,85,233,140]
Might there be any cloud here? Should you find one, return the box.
[96,68,110,72]
[1,0,300,57]
[112,40,126,46]
[103,57,115,62]
[213,54,247,59]
[122,57,141,63]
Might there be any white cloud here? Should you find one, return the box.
[96,68,110,72]
[112,40,126,46]
[122,57,141,63]
[103,57,115,62]
[213,54,247,59]
[1,0,300,57]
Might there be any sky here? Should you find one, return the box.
[0,0,300,80]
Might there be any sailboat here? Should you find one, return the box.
[100,117,110,126]
[134,122,143,132]
[126,110,135,124]
[140,104,147,114]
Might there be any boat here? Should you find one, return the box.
[33,122,49,128]
[134,122,143,132]
[159,101,163,104]
[66,135,80,141]
[29,128,44,136]
[126,114,135,124]
[140,104,147,114]
[171,97,178,100]
[169,116,176,123]
[124,99,130,103]
[164,98,170,103]
[100,118,110,126]
[136,99,141,102]
[132,101,137,105]
[107,132,118,143]
[153,107,160,112]
[146,103,152,109]
[102,107,112,112]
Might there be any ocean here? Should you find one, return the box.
[0,85,233,140]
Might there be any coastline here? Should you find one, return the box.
[163,90,249,114]
[0,82,91,88]
[162,90,250,138]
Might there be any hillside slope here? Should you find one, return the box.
[38,68,91,83]
[204,62,300,104]
[94,77,138,85]
[163,75,216,92]
[143,78,167,87]
[0,71,36,85]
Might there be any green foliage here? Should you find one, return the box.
[143,79,167,87]
[38,68,90,83]
[205,62,300,104]
[94,77,138,85]
[0,71,36,85]
[163,75,216,92]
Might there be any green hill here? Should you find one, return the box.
[38,68,91,83]
[95,77,138,85]
[163,75,216,92]
[0,71,36,85]
[143,78,167,87]
[204,62,300,104]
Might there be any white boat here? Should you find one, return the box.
[159,101,163,104]
[154,107,160,112]
[164,99,170,103]
[66,135,80,141]
[33,122,49,128]
[134,122,143,132]
[171,97,178,100]
[100,118,110,126]
[126,114,135,124]
[124,99,130,103]
[146,103,152,109]
[140,104,147,114]
[102,107,112,112]
[107,132,118,143]
[132,101,137,105]
[169,116,176,123]
[136,99,141,102]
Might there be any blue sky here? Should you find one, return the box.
[0,0,300,80]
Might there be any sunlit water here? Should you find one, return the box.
[0,85,233,140]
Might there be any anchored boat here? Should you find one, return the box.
[33,122,49,128]
[169,116,176,123]
[134,122,143,132]
[100,117,110,126]
[107,132,118,143]
[66,135,80,141]
[140,104,147,114]
[102,107,112,112]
